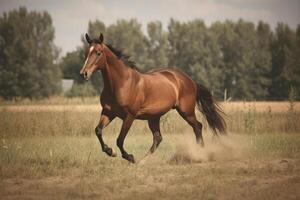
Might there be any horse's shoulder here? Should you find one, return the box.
[100,89,114,103]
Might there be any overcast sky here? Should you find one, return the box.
[1,0,299,55]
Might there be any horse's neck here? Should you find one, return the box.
[101,48,136,93]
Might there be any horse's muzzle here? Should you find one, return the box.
[80,71,91,81]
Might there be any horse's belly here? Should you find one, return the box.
[136,99,175,119]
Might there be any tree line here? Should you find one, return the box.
[0,7,61,100]
[1,7,299,100]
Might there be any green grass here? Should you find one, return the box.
[1,134,299,178]
[0,105,300,200]
[1,134,299,200]
[248,134,300,158]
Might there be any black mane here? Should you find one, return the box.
[105,43,138,70]
[89,36,138,70]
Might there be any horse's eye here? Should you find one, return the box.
[96,52,101,56]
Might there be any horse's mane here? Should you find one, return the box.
[105,43,138,70]
[90,37,138,70]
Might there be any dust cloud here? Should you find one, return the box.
[169,132,248,164]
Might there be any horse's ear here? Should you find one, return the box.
[85,33,92,44]
[99,33,104,43]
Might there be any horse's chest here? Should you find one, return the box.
[101,97,134,119]
[101,87,143,118]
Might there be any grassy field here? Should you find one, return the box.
[0,100,300,200]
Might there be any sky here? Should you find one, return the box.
[0,0,299,55]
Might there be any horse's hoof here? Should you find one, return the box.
[122,153,135,163]
[111,148,117,157]
[128,154,135,163]
[103,147,117,157]
[197,140,205,147]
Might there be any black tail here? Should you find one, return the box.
[196,84,227,135]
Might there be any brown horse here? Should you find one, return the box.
[80,33,226,163]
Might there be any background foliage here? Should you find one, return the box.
[0,7,61,99]
[1,7,299,100]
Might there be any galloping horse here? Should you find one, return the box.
[80,33,226,163]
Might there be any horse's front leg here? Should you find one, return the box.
[117,115,135,163]
[95,110,116,157]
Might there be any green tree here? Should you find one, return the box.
[105,19,150,70]
[146,21,169,68]
[0,7,61,99]
[283,25,300,99]
[66,82,97,97]
[168,19,188,71]
[211,20,262,100]
[269,23,297,100]
[251,21,272,99]
[293,25,300,98]
[60,50,83,81]
[168,19,223,96]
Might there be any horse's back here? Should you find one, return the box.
[136,68,197,117]
[144,68,197,94]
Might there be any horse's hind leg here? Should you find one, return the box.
[176,108,204,146]
[147,117,162,154]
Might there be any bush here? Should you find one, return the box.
[65,82,98,97]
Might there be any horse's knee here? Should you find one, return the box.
[116,138,123,148]
[95,126,102,136]
[197,121,203,130]
[154,132,162,145]
[190,119,202,130]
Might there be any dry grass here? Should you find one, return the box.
[0,100,300,200]
[1,100,300,113]
[221,101,300,113]
[0,96,100,105]
[1,134,299,200]
[1,102,299,137]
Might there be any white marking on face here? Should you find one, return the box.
[89,46,94,53]
[83,57,88,69]
[82,46,95,70]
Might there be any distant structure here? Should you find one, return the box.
[62,79,74,93]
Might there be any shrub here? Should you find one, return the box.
[65,82,98,97]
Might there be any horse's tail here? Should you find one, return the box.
[196,83,227,135]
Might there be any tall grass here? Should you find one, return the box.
[0,96,99,105]
[0,107,299,138]
[226,102,300,134]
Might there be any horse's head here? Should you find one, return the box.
[80,33,107,80]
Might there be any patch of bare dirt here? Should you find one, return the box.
[1,158,299,200]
